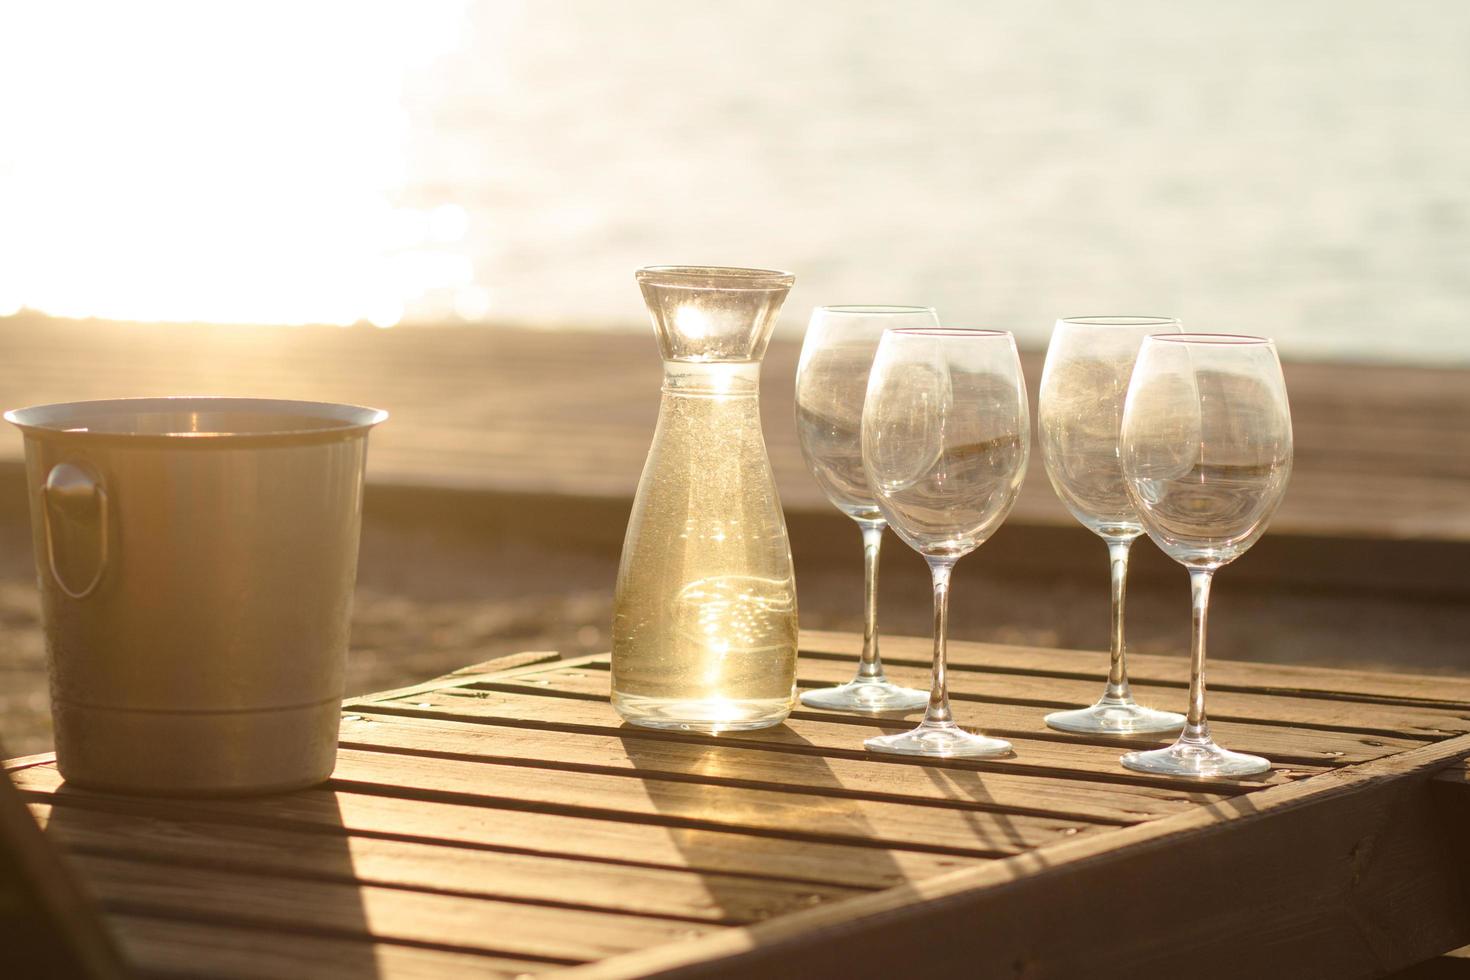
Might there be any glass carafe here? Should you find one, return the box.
[612,266,799,732]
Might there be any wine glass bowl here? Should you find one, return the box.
[1039,315,1186,735]
[796,307,938,517]
[1119,333,1293,777]
[794,306,939,713]
[860,328,1029,757]
[865,363,1027,558]
[1124,351,1293,568]
[1040,316,1178,534]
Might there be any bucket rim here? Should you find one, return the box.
[5,396,389,447]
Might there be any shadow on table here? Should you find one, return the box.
[916,767,1029,855]
[617,725,908,924]
[1,759,130,978]
[35,781,381,979]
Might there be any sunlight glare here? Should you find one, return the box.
[367,298,405,330]
[0,0,474,327]
[675,306,710,340]
[453,286,492,322]
[429,204,470,243]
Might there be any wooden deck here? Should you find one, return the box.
[1,315,1467,543]
[8,633,1470,978]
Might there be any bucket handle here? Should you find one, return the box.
[43,461,109,600]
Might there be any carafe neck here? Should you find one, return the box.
[662,360,762,398]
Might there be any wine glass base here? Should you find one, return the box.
[864,723,1012,758]
[1121,738,1270,778]
[1045,700,1185,735]
[800,679,930,713]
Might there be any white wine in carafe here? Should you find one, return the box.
[612,362,797,730]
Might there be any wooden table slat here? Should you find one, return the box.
[10,765,969,892]
[324,747,1096,859]
[358,687,1317,792]
[336,711,1222,822]
[466,665,1423,767]
[26,802,863,926]
[800,631,1470,706]
[71,850,714,965]
[791,659,1470,738]
[111,914,537,980]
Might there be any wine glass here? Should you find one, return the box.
[1119,334,1293,777]
[860,328,1029,757]
[795,305,939,713]
[1039,316,1187,735]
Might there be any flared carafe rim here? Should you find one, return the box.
[637,265,795,290]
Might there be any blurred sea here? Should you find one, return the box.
[395,0,1470,362]
[4,0,1470,362]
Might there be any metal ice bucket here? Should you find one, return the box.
[6,397,387,795]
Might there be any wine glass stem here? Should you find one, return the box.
[923,558,956,727]
[1104,537,1135,702]
[1184,568,1215,744]
[856,520,885,681]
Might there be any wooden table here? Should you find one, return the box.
[8,631,1470,978]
